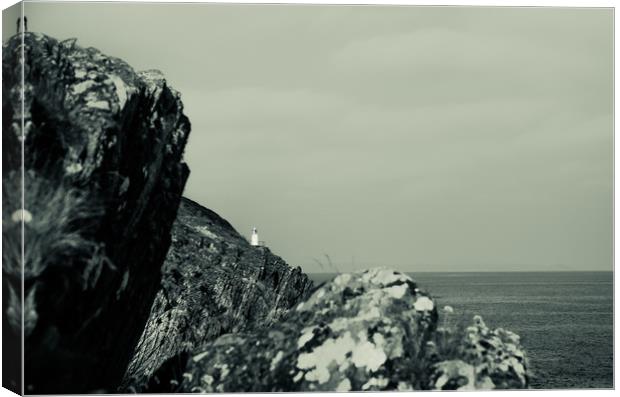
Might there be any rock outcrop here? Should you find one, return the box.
[123,197,314,390]
[174,269,529,392]
[2,33,190,393]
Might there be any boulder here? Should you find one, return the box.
[175,269,529,392]
[177,268,437,392]
[2,33,190,393]
[122,197,314,390]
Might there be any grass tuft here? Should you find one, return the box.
[2,169,111,336]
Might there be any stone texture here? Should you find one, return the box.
[122,197,314,390]
[2,33,190,393]
[174,269,529,392]
[177,268,438,392]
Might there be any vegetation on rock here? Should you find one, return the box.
[174,269,529,392]
[2,32,190,393]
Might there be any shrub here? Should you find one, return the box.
[421,307,529,390]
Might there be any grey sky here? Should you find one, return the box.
[4,3,613,272]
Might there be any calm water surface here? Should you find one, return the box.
[308,271,613,389]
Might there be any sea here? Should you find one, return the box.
[308,271,613,389]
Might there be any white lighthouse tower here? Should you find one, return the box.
[250,227,259,246]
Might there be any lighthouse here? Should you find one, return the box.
[251,227,259,246]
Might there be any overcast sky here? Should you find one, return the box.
[4,2,613,272]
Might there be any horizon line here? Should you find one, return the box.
[304,269,614,274]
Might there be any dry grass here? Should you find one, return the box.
[3,170,106,281]
[2,169,110,335]
[416,307,529,389]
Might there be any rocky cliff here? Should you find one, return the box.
[2,33,190,393]
[2,31,528,394]
[175,269,529,392]
[123,197,314,390]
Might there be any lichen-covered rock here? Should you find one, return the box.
[122,197,313,390]
[176,268,438,392]
[429,315,529,390]
[2,33,189,393]
[169,269,529,392]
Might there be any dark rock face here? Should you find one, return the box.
[176,269,529,392]
[2,33,190,393]
[123,197,314,390]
